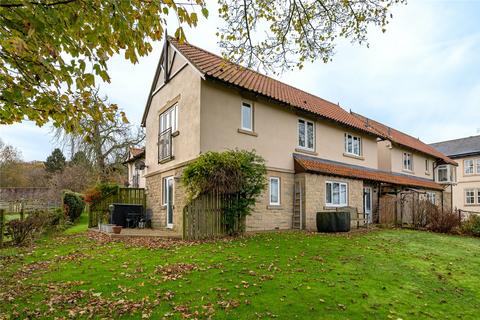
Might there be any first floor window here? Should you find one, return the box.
[476,159,480,174]
[241,101,253,131]
[345,133,362,156]
[464,159,474,175]
[436,165,448,182]
[425,159,430,173]
[326,181,348,206]
[403,152,413,171]
[160,104,178,133]
[478,190,480,204]
[269,177,280,205]
[298,119,314,150]
[465,189,475,205]
[427,192,436,204]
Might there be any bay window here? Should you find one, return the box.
[435,164,456,184]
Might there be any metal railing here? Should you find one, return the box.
[158,128,172,162]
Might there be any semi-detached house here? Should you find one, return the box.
[140,37,457,235]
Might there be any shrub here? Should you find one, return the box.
[461,215,480,237]
[426,207,460,234]
[6,215,45,245]
[29,209,67,231]
[63,191,85,222]
[84,183,119,205]
[182,150,267,235]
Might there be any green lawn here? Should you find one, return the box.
[0,229,479,319]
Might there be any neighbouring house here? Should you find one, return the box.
[124,147,146,188]
[351,113,458,223]
[431,135,480,213]
[140,37,456,235]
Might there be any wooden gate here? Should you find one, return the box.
[183,192,245,240]
[379,194,399,225]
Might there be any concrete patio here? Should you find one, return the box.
[91,227,182,239]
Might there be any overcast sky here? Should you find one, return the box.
[1,0,479,161]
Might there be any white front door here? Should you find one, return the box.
[363,187,372,223]
[164,176,174,228]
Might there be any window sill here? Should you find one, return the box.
[425,171,431,176]
[323,205,348,210]
[267,205,283,210]
[343,153,364,160]
[237,128,258,137]
[295,147,317,156]
[402,169,414,174]
[159,156,175,164]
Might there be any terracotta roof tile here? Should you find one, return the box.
[169,37,380,137]
[351,112,456,166]
[294,154,444,191]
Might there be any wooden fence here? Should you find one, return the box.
[0,209,4,248]
[88,188,146,228]
[183,192,245,240]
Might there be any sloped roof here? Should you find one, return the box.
[294,154,444,191]
[124,147,145,164]
[351,112,456,165]
[168,37,381,137]
[430,135,480,158]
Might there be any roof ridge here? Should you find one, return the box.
[169,36,352,115]
[430,134,480,145]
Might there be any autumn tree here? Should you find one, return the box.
[0,139,49,187]
[1,0,403,130]
[45,148,66,173]
[53,94,144,182]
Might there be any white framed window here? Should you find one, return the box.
[436,164,456,184]
[402,152,413,171]
[465,189,475,205]
[160,104,178,133]
[241,101,253,131]
[477,190,480,204]
[326,181,348,207]
[298,118,315,150]
[269,177,280,206]
[426,192,436,204]
[476,159,480,174]
[162,176,174,206]
[464,159,474,175]
[344,133,362,156]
